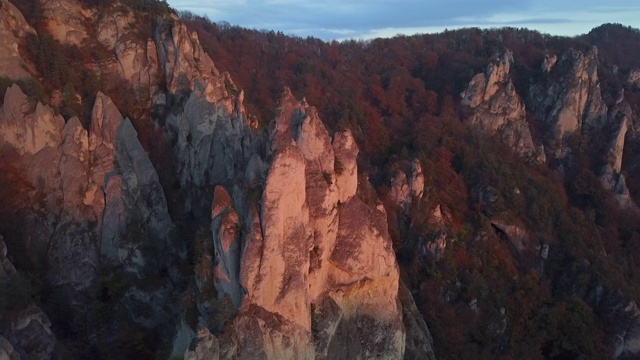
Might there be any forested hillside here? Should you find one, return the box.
[180,14,640,359]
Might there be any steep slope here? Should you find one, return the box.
[461,50,543,162]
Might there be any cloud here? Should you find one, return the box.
[167,0,640,40]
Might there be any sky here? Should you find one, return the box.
[165,0,640,41]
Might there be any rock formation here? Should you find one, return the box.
[461,50,540,160]
[96,6,160,92]
[0,83,182,348]
[388,159,426,210]
[41,0,93,46]
[529,47,608,159]
[0,0,35,80]
[184,89,405,359]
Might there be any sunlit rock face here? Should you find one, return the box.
[41,0,93,46]
[185,89,405,359]
[97,7,160,92]
[529,46,607,159]
[0,0,36,80]
[461,50,541,161]
[154,15,243,114]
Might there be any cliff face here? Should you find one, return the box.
[461,51,543,162]
[0,84,177,287]
[0,83,181,355]
[529,46,608,159]
[7,1,640,359]
[0,0,34,79]
[0,1,418,358]
[183,89,405,359]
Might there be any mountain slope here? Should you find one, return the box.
[3,0,640,359]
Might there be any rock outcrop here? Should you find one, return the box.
[627,69,640,89]
[0,2,433,358]
[0,84,182,348]
[0,0,35,80]
[597,94,637,210]
[529,47,608,159]
[600,165,637,210]
[0,336,19,360]
[185,90,406,359]
[388,159,426,210]
[41,0,92,46]
[461,50,539,160]
[399,281,436,360]
[155,16,242,115]
[96,5,160,92]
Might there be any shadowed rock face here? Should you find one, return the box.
[0,85,182,349]
[0,236,57,359]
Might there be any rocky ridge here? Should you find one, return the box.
[0,0,431,358]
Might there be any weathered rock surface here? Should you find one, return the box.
[41,0,92,46]
[211,186,243,308]
[461,50,539,159]
[186,90,406,359]
[96,6,160,92]
[0,236,16,281]
[0,0,35,79]
[410,159,425,199]
[155,16,241,114]
[529,47,608,159]
[595,289,640,359]
[490,218,531,255]
[389,169,411,208]
[3,304,56,360]
[388,159,426,210]
[0,85,181,349]
[627,69,640,89]
[0,85,65,156]
[608,100,631,173]
[185,325,220,360]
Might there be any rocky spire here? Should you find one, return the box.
[461,50,541,161]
